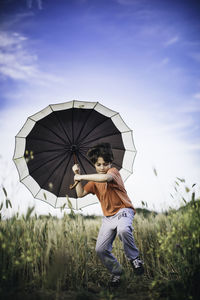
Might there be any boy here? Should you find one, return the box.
[72,143,144,287]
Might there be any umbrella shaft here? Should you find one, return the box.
[73,153,78,164]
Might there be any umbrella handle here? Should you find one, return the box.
[69,180,79,190]
[69,169,80,190]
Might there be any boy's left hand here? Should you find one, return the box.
[72,164,80,174]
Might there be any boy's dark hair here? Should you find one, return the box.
[87,143,114,164]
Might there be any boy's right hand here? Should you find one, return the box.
[72,164,80,174]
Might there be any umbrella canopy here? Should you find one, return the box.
[13,100,136,210]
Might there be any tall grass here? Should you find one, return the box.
[0,188,199,299]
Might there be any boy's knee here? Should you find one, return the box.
[118,226,132,237]
[96,245,111,258]
[95,245,104,257]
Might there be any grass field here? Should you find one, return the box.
[0,184,200,300]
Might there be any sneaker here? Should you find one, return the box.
[109,274,121,287]
[130,257,144,275]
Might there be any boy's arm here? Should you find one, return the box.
[72,164,113,197]
[72,164,89,198]
[74,173,113,198]
[74,173,113,183]
[75,181,89,198]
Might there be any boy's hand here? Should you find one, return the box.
[74,174,82,181]
[72,164,80,174]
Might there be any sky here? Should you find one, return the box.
[0,0,200,217]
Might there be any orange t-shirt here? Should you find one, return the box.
[84,167,134,216]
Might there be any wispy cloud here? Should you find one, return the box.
[159,57,170,67]
[1,12,35,29]
[194,93,200,99]
[0,31,35,80]
[184,142,200,151]
[156,119,194,134]
[0,31,63,85]
[116,0,141,5]
[189,52,200,63]
[164,35,179,47]
[178,94,200,113]
[0,31,27,46]
[26,0,43,10]
[139,24,179,47]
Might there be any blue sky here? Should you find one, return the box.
[0,0,200,216]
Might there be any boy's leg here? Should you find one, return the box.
[96,218,123,276]
[116,208,139,260]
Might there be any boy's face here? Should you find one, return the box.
[94,157,111,174]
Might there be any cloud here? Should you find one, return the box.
[186,143,200,151]
[116,0,141,5]
[26,0,43,10]
[1,12,35,29]
[178,93,200,113]
[139,24,176,46]
[181,101,200,113]
[0,31,36,80]
[159,57,170,66]
[0,31,27,46]
[189,52,200,63]
[164,36,179,47]
[194,93,200,99]
[0,31,63,85]
[157,119,194,133]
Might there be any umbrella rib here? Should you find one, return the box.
[124,172,133,182]
[112,163,132,174]
[33,122,68,144]
[78,152,95,173]
[40,151,69,191]
[26,137,66,147]
[28,151,70,175]
[80,146,136,153]
[111,161,124,169]
[52,111,71,144]
[71,108,74,144]
[129,146,136,176]
[79,131,124,147]
[77,116,115,146]
[77,156,88,175]
[29,144,78,156]
[28,148,68,155]
[35,188,56,208]
[112,148,136,153]
[56,154,72,198]
[74,105,98,144]
[78,201,99,209]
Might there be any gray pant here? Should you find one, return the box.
[95,208,139,275]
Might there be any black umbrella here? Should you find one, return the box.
[13,100,136,209]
